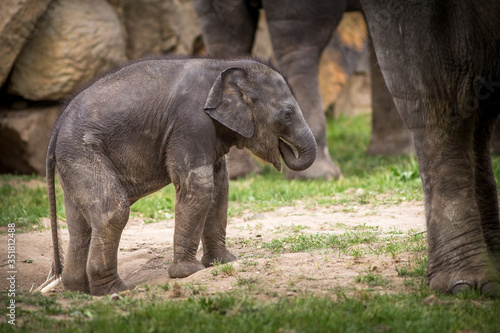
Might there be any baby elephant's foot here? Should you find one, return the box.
[168,260,206,278]
[201,249,237,267]
[90,276,128,296]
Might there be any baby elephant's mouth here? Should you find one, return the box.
[279,137,299,158]
[277,134,317,172]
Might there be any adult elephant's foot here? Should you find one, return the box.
[226,147,261,179]
[168,260,206,278]
[450,280,500,297]
[89,275,128,296]
[481,281,500,297]
[201,249,238,267]
[429,266,500,297]
[286,147,341,180]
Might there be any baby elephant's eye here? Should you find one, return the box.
[279,109,293,123]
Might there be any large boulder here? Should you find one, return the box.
[0,106,59,175]
[0,0,52,87]
[8,0,126,101]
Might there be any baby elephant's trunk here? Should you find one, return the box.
[279,126,317,171]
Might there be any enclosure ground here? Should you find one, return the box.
[0,201,426,298]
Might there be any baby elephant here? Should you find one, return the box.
[46,56,317,295]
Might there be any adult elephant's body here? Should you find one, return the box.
[194,0,411,179]
[363,1,500,295]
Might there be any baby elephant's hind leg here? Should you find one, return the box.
[74,171,131,296]
[87,197,130,295]
[62,195,91,293]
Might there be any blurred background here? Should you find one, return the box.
[0,0,370,176]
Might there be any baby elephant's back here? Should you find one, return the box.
[70,61,178,129]
[53,59,216,191]
[58,60,209,148]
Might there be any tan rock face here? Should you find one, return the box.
[8,0,126,101]
[0,0,52,86]
[0,106,59,175]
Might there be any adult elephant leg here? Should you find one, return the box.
[278,48,340,180]
[412,119,499,295]
[194,0,259,55]
[201,157,237,267]
[363,0,500,295]
[264,0,344,180]
[491,119,500,153]
[473,108,500,290]
[194,0,261,179]
[367,39,413,155]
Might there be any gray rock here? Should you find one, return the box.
[0,0,52,86]
[8,0,126,101]
[0,106,59,175]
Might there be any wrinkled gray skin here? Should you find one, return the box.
[46,57,316,296]
[363,0,500,296]
[194,0,412,179]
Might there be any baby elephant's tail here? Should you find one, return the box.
[46,129,63,277]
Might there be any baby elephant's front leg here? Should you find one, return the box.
[168,165,214,278]
[201,158,237,267]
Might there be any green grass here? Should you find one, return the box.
[211,260,236,277]
[1,290,499,333]
[262,224,427,259]
[355,269,390,287]
[0,175,65,230]
[262,230,378,255]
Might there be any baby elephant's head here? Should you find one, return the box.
[204,62,317,172]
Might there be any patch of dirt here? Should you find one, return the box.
[0,201,426,297]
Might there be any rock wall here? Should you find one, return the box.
[0,106,59,174]
[8,0,126,101]
[0,0,204,175]
[0,0,52,87]
[0,1,368,175]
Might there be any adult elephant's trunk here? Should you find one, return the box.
[279,126,317,171]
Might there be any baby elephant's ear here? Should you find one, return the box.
[204,67,254,138]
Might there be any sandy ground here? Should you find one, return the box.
[0,201,426,297]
